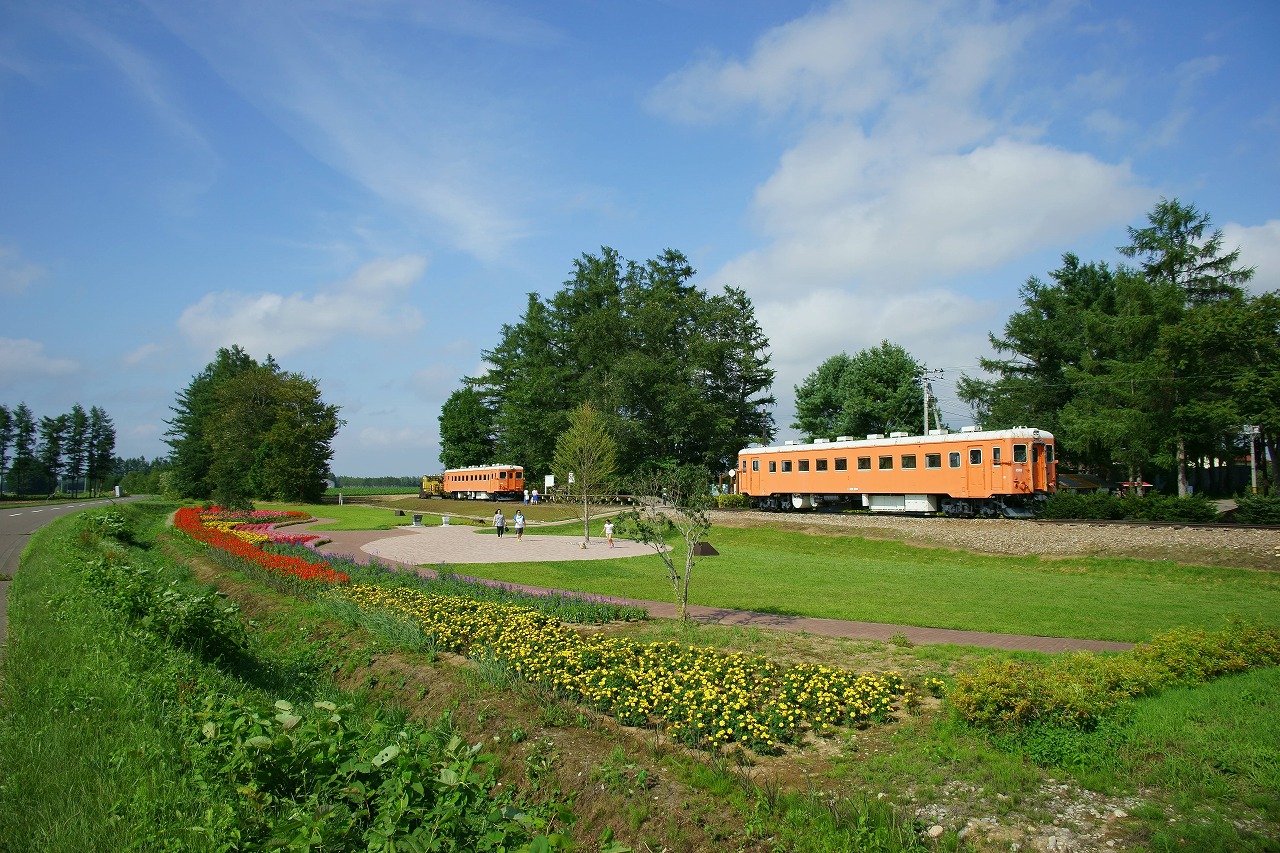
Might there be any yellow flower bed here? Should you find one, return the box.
[333,584,906,753]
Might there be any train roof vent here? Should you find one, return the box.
[813,438,829,443]
[866,433,884,440]
[784,440,799,445]
[835,435,854,442]
[889,431,909,438]
[960,425,980,433]
[746,442,762,448]
[928,428,949,435]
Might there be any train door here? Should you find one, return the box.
[743,457,761,496]
[1032,443,1046,492]
[965,446,986,496]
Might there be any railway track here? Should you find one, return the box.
[1033,517,1280,532]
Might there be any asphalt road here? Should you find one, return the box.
[0,497,138,645]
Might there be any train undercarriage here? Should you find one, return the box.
[748,493,1042,518]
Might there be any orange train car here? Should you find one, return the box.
[736,427,1055,516]
[442,464,525,501]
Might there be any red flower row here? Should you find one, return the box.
[174,507,349,585]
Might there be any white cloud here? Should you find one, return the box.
[120,343,163,367]
[0,337,80,386]
[177,255,427,357]
[1222,220,1280,294]
[656,1,1154,303]
[0,245,46,294]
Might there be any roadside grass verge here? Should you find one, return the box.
[0,502,566,851]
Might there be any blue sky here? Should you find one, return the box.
[2,0,1277,476]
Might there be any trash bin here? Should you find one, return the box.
[442,516,450,526]
[412,514,423,527]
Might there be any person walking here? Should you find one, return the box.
[493,508,505,538]
[604,519,615,548]
[514,509,525,541]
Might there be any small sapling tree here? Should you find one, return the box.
[621,463,713,621]
[552,402,618,545]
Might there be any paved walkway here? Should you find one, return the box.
[310,521,1133,653]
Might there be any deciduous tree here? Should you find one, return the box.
[438,387,497,470]
[552,402,618,545]
[793,342,923,440]
[621,464,713,621]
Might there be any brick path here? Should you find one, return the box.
[311,521,1133,654]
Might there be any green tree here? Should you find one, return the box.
[64,404,89,495]
[87,406,116,495]
[438,387,497,470]
[37,414,68,493]
[0,404,12,495]
[476,248,775,481]
[621,464,713,622]
[1119,198,1256,494]
[165,345,258,499]
[203,363,342,506]
[9,404,38,495]
[552,402,618,545]
[793,342,923,440]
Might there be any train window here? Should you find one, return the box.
[835,458,848,471]
[798,459,810,472]
[901,454,916,469]
[752,459,759,471]
[970,449,983,465]
[781,460,793,472]
[1046,445,1054,463]
[769,461,777,473]
[1014,444,1028,463]
[926,453,941,469]
[949,452,961,468]
[992,447,1001,465]
[878,455,893,470]
[857,457,871,470]
[516,471,523,480]
[740,460,746,470]
[816,458,828,471]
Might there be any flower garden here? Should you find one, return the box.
[333,583,908,754]
[176,506,912,755]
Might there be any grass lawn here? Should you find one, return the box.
[259,504,1280,643]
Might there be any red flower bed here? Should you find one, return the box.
[175,507,349,585]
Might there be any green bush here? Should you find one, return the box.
[1039,491,1218,522]
[949,621,1280,732]
[715,493,748,509]
[1233,494,1280,525]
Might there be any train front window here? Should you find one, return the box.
[798,459,809,472]
[925,453,941,469]
[1045,445,1055,463]
[970,449,983,465]
[752,459,759,471]
[857,457,871,470]
[516,471,523,480]
[901,454,916,469]
[835,458,848,471]
[878,456,893,470]
[781,460,793,472]
[949,452,961,468]
[816,458,828,471]
[1014,444,1028,463]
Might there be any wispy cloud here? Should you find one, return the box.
[0,245,46,295]
[0,337,80,387]
[177,255,427,357]
[143,0,548,259]
[1222,219,1280,294]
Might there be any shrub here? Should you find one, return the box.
[1233,494,1280,525]
[1039,491,1218,522]
[715,493,748,509]
[949,620,1280,733]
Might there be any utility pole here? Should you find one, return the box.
[1244,425,1260,494]
[920,367,944,434]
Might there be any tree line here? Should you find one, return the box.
[0,402,116,497]
[959,198,1275,496]
[438,247,776,485]
[165,346,344,507]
